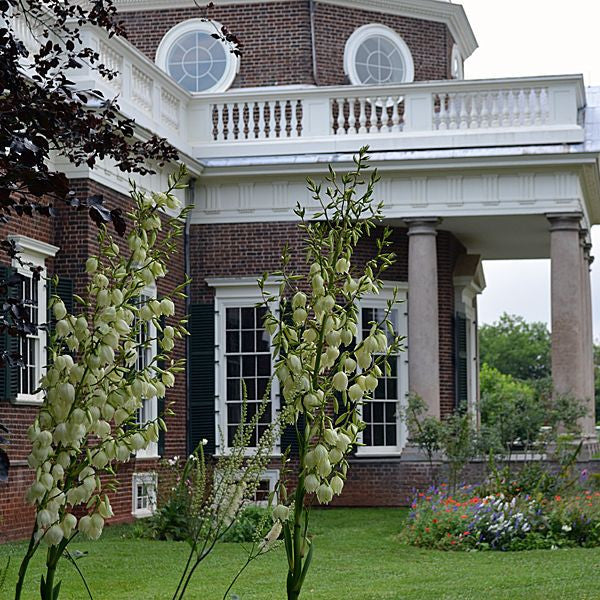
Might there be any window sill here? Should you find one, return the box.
[135,454,161,461]
[132,510,155,519]
[12,394,44,407]
[354,449,403,458]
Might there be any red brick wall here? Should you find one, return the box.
[0,179,187,541]
[313,3,453,85]
[117,1,453,88]
[188,220,463,430]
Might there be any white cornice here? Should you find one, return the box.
[8,235,59,260]
[113,0,478,58]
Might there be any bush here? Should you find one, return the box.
[403,484,600,551]
[221,506,272,543]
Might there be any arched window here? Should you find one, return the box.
[156,19,239,93]
[344,24,414,86]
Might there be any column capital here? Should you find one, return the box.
[547,212,583,232]
[405,217,442,237]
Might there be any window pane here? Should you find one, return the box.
[241,307,254,329]
[242,355,255,377]
[227,356,240,377]
[226,331,239,353]
[226,308,239,330]
[241,330,254,352]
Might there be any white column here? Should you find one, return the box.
[407,218,441,419]
[548,214,595,436]
[580,234,596,418]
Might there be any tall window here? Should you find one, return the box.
[358,286,408,455]
[208,279,280,454]
[9,235,58,405]
[224,305,271,447]
[135,291,158,458]
[132,472,157,518]
[18,274,41,397]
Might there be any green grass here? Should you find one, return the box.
[2,508,600,599]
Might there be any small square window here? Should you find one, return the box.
[132,473,157,518]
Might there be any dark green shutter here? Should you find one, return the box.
[47,276,74,365]
[454,313,469,410]
[188,304,216,455]
[0,266,19,401]
[156,315,166,457]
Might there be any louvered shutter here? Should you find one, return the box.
[47,276,74,365]
[0,266,19,401]
[454,313,469,410]
[188,304,216,455]
[156,315,166,457]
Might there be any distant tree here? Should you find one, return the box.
[479,313,551,381]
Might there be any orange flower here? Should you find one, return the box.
[432,519,438,524]
[460,514,468,519]
[555,495,562,502]
[463,531,470,536]
[425,527,430,533]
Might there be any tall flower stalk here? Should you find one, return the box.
[15,168,190,600]
[260,147,403,599]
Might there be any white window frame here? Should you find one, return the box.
[132,472,157,518]
[344,24,415,86]
[207,278,280,456]
[155,18,239,94]
[8,235,59,406]
[135,285,159,459]
[356,282,408,457]
[250,468,279,507]
[451,44,464,80]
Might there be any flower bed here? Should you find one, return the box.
[403,484,600,551]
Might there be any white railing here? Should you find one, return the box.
[61,27,585,160]
[190,76,585,157]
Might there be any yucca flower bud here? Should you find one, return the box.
[336,433,351,452]
[314,444,328,464]
[348,384,363,402]
[287,354,302,374]
[85,257,98,273]
[316,483,333,504]
[292,291,307,308]
[303,393,320,410]
[44,524,64,547]
[335,257,350,274]
[304,450,317,469]
[303,328,317,343]
[325,330,340,348]
[330,475,344,496]
[293,308,307,324]
[324,429,338,446]
[356,375,367,391]
[325,346,339,364]
[272,504,290,522]
[317,458,332,478]
[332,371,348,391]
[329,447,343,464]
[364,374,378,391]
[61,513,77,537]
[161,298,175,316]
[162,371,175,387]
[305,473,320,493]
[53,300,67,321]
[37,509,53,528]
[40,472,54,491]
[56,319,71,338]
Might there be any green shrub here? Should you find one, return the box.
[221,506,272,543]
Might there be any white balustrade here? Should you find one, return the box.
[56,25,585,159]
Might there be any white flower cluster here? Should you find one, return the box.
[266,257,393,506]
[26,188,185,546]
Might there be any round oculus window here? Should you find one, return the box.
[354,35,406,85]
[344,24,414,86]
[166,31,228,93]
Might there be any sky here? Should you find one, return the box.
[454,0,600,340]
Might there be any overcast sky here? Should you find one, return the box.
[454,0,600,340]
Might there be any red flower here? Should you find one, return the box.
[432,519,438,524]
[463,531,470,535]
[555,495,562,502]
[460,514,468,519]
[425,527,430,533]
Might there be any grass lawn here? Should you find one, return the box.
[2,508,600,599]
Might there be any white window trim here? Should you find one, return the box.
[155,18,239,94]
[356,282,408,457]
[132,472,158,518]
[451,44,464,80]
[344,24,415,86]
[8,235,59,406]
[206,277,281,456]
[136,284,159,459]
[250,468,279,507]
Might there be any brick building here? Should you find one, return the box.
[2,0,600,540]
